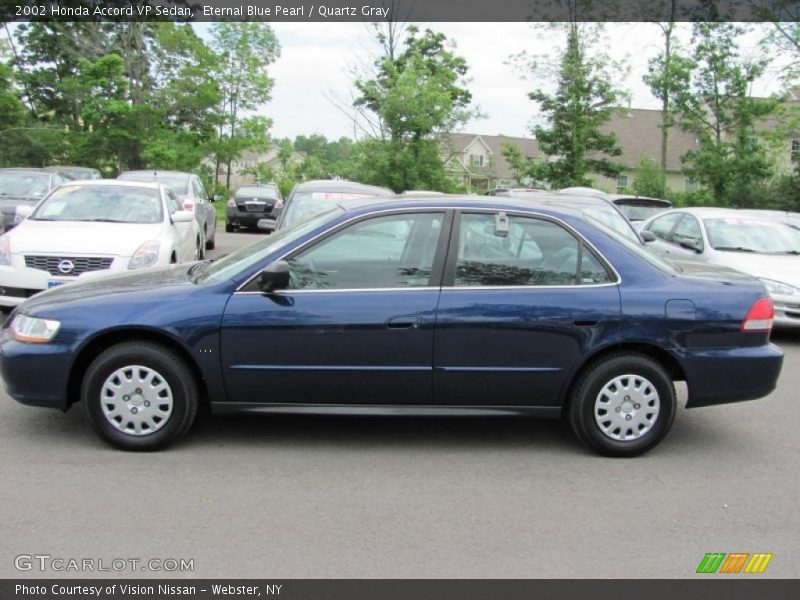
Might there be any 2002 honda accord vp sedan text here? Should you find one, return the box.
[0,196,784,456]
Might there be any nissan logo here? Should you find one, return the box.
[57,259,75,275]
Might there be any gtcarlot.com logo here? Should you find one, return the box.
[14,554,194,573]
[696,552,773,574]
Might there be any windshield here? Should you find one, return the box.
[32,184,163,224]
[236,186,277,199]
[580,207,641,244]
[199,207,346,283]
[0,172,51,198]
[282,191,375,229]
[705,218,800,254]
[616,203,671,222]
[118,172,189,195]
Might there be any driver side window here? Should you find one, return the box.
[287,212,444,290]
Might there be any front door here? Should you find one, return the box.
[221,211,449,405]
[433,211,621,406]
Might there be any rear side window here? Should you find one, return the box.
[453,213,612,287]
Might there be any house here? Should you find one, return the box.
[218,146,307,190]
[442,133,541,192]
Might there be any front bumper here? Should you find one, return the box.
[770,293,800,328]
[0,254,135,307]
[0,330,75,410]
[679,343,783,408]
[226,206,279,229]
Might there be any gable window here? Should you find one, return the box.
[792,140,800,163]
[616,174,629,192]
[469,154,484,167]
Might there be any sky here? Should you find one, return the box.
[250,21,789,141]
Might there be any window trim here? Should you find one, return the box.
[670,213,705,253]
[647,211,683,242]
[441,209,619,290]
[237,208,453,293]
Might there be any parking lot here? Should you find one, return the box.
[0,229,798,579]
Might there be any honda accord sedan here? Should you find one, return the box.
[0,197,783,456]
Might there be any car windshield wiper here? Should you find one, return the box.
[82,218,128,223]
[714,246,756,253]
[781,250,800,255]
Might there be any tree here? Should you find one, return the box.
[524,23,625,188]
[352,26,476,191]
[632,156,667,198]
[643,2,693,172]
[759,0,800,85]
[501,143,530,186]
[676,23,779,206]
[209,22,280,191]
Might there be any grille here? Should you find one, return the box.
[24,255,114,277]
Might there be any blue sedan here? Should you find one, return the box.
[0,197,783,456]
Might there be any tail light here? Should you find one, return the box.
[274,198,284,209]
[183,200,195,212]
[741,297,774,332]
[227,198,236,208]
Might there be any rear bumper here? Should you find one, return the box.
[679,344,783,408]
[226,206,278,228]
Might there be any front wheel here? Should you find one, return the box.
[568,352,676,457]
[81,342,199,451]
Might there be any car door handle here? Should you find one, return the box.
[386,315,421,329]
[574,319,599,327]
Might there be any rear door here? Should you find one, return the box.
[433,211,621,406]
[221,210,450,405]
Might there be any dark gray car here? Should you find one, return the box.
[0,168,72,230]
[274,180,394,231]
[117,170,217,251]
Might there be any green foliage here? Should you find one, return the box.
[676,23,779,207]
[500,143,530,186]
[352,26,476,192]
[526,24,624,188]
[632,157,667,199]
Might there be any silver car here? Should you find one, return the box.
[641,207,800,328]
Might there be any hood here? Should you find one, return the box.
[6,220,164,256]
[0,196,41,211]
[709,252,800,287]
[20,263,197,311]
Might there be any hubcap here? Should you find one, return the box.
[594,374,660,442]
[100,365,174,436]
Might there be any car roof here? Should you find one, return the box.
[672,207,779,220]
[0,168,52,174]
[43,166,97,171]
[60,179,163,190]
[608,194,671,206]
[119,170,192,179]
[293,179,393,195]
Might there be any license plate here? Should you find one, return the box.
[47,280,65,288]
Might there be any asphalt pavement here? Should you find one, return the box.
[0,230,798,578]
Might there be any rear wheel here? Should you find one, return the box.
[81,342,199,451]
[205,224,215,250]
[568,352,676,457]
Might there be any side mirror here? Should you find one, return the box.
[16,204,34,219]
[258,260,290,293]
[679,239,702,253]
[640,230,656,243]
[171,210,194,223]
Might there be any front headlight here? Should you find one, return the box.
[759,278,800,296]
[0,235,10,266]
[10,314,61,343]
[128,240,161,270]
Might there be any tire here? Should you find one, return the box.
[225,223,234,233]
[81,342,200,451]
[568,352,676,457]
[0,306,12,315]
[196,237,205,261]
[205,223,216,250]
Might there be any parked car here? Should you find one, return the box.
[738,209,800,231]
[0,196,782,455]
[0,180,200,312]
[117,170,217,252]
[0,168,72,230]
[226,183,283,233]
[44,166,102,180]
[274,179,393,230]
[608,194,672,223]
[559,186,609,199]
[641,207,800,327]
